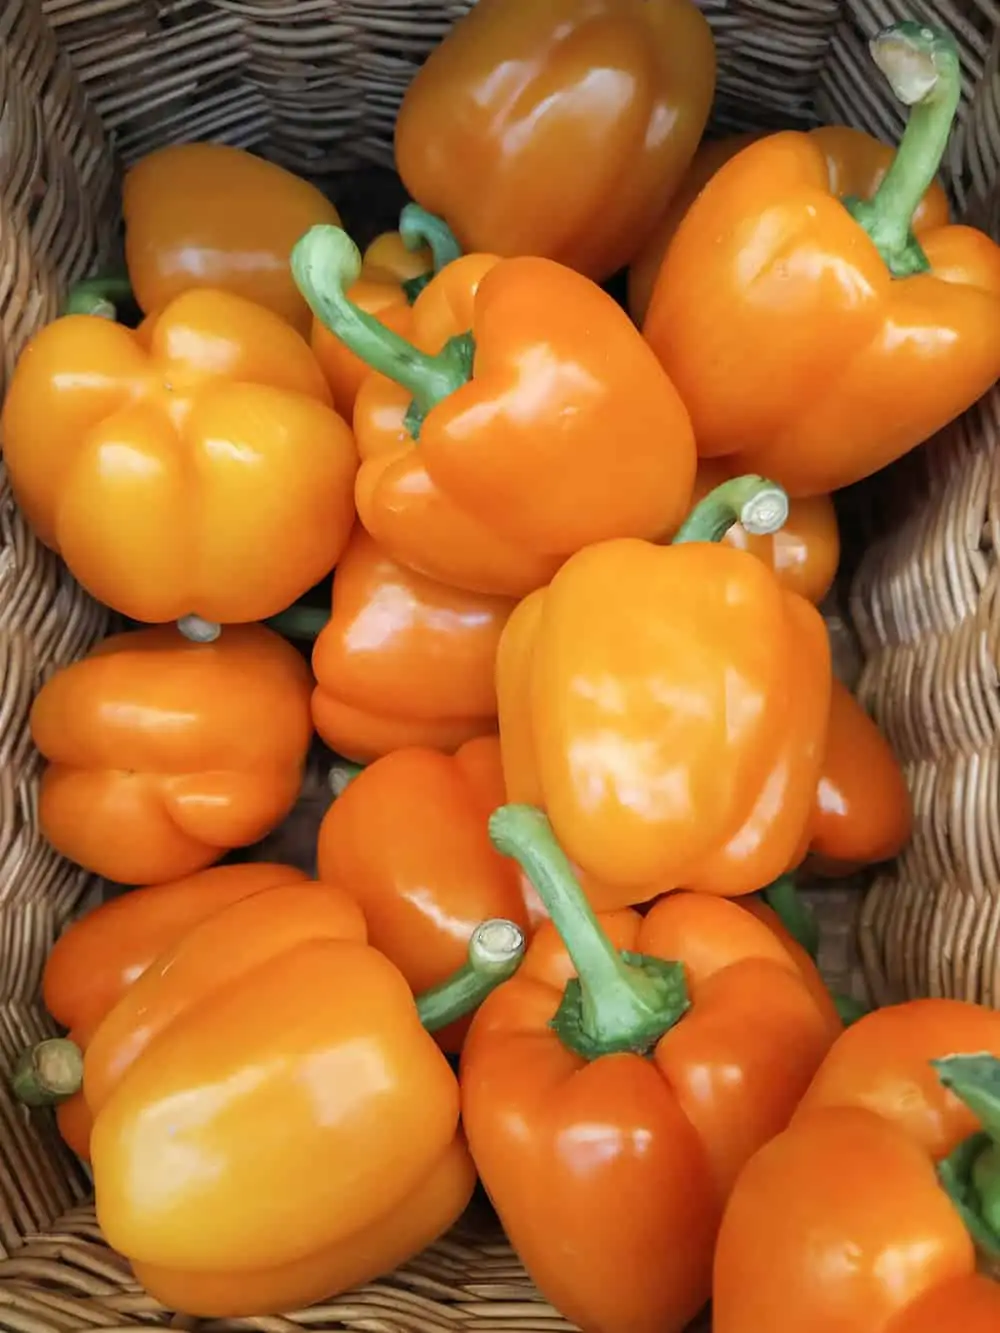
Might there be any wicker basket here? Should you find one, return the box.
[1,0,999,1329]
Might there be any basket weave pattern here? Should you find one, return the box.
[0,0,999,1328]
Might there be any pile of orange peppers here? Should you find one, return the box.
[6,3,1000,1330]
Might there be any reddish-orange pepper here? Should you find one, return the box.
[644,23,1000,497]
[317,737,545,1051]
[31,881,523,1316]
[1,288,358,629]
[394,0,715,283]
[293,226,697,597]
[30,625,313,885]
[275,525,515,763]
[497,477,831,903]
[461,805,842,1333]
[311,205,461,419]
[122,143,342,334]
[713,999,1000,1333]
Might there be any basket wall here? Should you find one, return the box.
[0,0,998,1329]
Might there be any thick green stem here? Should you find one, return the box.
[844,22,961,277]
[12,1039,84,1107]
[266,605,329,641]
[416,918,526,1032]
[63,275,133,320]
[291,225,474,435]
[763,876,819,961]
[398,204,462,302]
[933,1055,1000,1257]
[489,805,689,1058]
[673,475,789,545]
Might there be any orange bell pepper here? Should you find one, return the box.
[461,805,842,1333]
[498,476,831,903]
[311,205,461,419]
[122,143,342,334]
[713,999,1000,1333]
[628,124,949,326]
[293,226,697,597]
[1,288,358,631]
[45,882,524,1317]
[30,625,313,885]
[644,22,1000,497]
[394,0,715,283]
[317,737,545,1052]
[685,458,840,604]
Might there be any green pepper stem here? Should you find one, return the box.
[398,204,462,299]
[934,1055,1000,1254]
[12,1039,84,1107]
[291,225,473,428]
[329,761,364,797]
[416,918,526,1032]
[489,805,689,1058]
[933,1055,1000,1143]
[846,23,961,277]
[762,876,820,960]
[63,275,133,320]
[265,605,329,641]
[673,475,789,545]
[176,615,221,644]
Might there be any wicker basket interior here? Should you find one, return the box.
[1,0,1000,1329]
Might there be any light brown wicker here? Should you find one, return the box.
[0,0,999,1329]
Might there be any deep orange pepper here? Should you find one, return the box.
[311,205,461,419]
[713,999,1000,1333]
[286,525,515,763]
[497,477,831,903]
[317,738,545,1052]
[394,0,715,283]
[1,288,358,629]
[461,806,842,1333]
[122,143,342,334]
[644,23,1000,497]
[293,227,697,598]
[30,625,313,885]
[53,881,523,1316]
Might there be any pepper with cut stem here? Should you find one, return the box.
[460,804,841,1333]
[292,221,698,598]
[645,20,1000,498]
[497,475,832,901]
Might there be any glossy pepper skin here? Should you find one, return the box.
[497,478,831,903]
[311,206,461,419]
[293,227,697,598]
[628,125,949,326]
[1,288,358,627]
[394,0,715,283]
[644,24,1000,497]
[122,143,342,334]
[317,738,544,1052]
[299,525,515,763]
[714,999,1000,1333]
[30,625,313,885]
[76,882,523,1317]
[462,807,842,1333]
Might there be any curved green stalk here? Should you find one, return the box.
[673,475,789,545]
[416,918,526,1031]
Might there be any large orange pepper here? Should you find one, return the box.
[497,476,831,903]
[317,737,545,1052]
[122,143,342,334]
[644,22,1000,497]
[628,125,948,326]
[311,205,461,419]
[30,625,313,885]
[394,0,715,283]
[35,881,524,1317]
[293,226,697,597]
[713,999,1000,1332]
[461,805,842,1333]
[1,288,358,631]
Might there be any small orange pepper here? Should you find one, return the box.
[122,143,342,334]
[293,226,697,597]
[644,23,1000,496]
[311,205,461,419]
[714,999,1000,1333]
[461,806,842,1333]
[317,737,545,1052]
[30,625,313,885]
[1,288,358,630]
[394,0,716,283]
